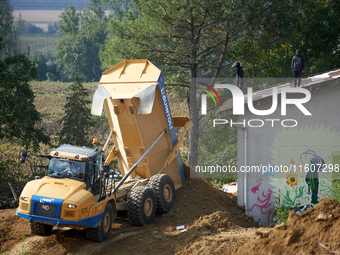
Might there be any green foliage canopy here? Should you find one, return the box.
[232,0,340,78]
[58,3,81,35]
[0,0,21,56]
[58,77,94,146]
[0,37,50,151]
[56,3,108,82]
[101,0,265,167]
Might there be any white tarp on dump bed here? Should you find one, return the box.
[91,84,157,116]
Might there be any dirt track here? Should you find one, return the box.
[0,179,259,255]
[2,179,339,255]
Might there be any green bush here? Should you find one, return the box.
[0,160,30,182]
[206,178,237,189]
[273,205,299,225]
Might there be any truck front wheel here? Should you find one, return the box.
[128,186,156,226]
[86,202,114,242]
[30,221,53,236]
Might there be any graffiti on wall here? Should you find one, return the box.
[249,188,272,214]
[268,126,340,209]
[330,152,340,201]
[301,150,325,204]
[263,166,278,177]
[272,150,335,207]
[283,173,305,206]
[246,126,340,221]
[251,178,263,194]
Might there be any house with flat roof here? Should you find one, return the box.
[218,70,340,226]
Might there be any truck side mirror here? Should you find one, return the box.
[20,151,28,163]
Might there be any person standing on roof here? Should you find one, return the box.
[234,62,244,89]
[291,49,305,87]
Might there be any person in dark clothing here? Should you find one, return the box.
[291,49,305,87]
[235,62,244,89]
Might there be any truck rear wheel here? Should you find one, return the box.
[86,202,114,242]
[30,221,53,236]
[128,186,156,226]
[147,174,175,214]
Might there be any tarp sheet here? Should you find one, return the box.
[91,85,157,116]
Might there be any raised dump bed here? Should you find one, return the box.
[92,59,190,189]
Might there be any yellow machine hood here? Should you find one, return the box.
[21,176,87,201]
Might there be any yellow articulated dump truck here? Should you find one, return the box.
[16,59,191,242]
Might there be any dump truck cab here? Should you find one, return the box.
[47,145,103,195]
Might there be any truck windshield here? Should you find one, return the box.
[47,157,86,181]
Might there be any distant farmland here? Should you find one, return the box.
[13,10,62,32]
[13,10,63,23]
[13,10,112,23]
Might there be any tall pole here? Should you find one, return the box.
[45,35,48,59]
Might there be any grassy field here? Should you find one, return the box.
[13,10,63,56]
[0,81,98,179]
[31,80,98,136]
[30,80,188,135]
[0,80,189,180]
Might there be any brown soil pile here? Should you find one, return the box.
[235,198,340,255]
[0,209,31,252]
[164,178,256,228]
[0,178,258,255]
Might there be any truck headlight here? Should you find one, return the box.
[20,197,29,202]
[68,204,77,209]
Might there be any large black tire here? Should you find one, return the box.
[86,202,114,242]
[128,186,156,226]
[147,174,175,214]
[30,221,53,236]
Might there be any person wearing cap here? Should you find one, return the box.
[291,49,305,87]
[234,62,244,89]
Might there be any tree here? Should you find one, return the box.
[34,52,60,81]
[56,3,108,81]
[47,23,59,34]
[58,77,93,146]
[231,0,340,78]
[88,0,108,20]
[88,0,135,21]
[0,37,50,151]
[0,0,22,56]
[0,0,12,41]
[21,22,44,34]
[101,0,265,168]
[291,0,340,74]
[58,3,81,35]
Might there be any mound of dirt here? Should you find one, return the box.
[1,178,258,255]
[192,211,237,232]
[0,209,31,253]
[163,178,256,229]
[235,198,340,255]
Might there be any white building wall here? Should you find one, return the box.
[237,84,340,226]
